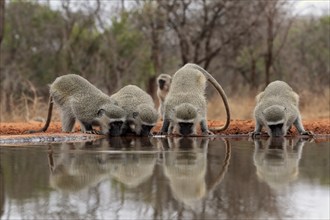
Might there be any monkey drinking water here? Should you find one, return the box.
[251,80,312,137]
[159,63,230,136]
[110,85,159,136]
[25,74,126,136]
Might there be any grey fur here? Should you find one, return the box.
[26,74,125,135]
[110,85,159,136]
[159,63,230,136]
[156,73,172,119]
[251,80,312,137]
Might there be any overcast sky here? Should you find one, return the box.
[43,0,330,16]
[291,0,329,15]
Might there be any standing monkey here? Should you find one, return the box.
[156,73,172,119]
[159,63,230,136]
[25,74,126,136]
[251,80,312,137]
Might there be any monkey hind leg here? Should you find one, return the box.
[60,110,76,132]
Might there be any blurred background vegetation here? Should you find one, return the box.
[0,0,329,122]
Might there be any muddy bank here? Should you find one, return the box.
[1,119,329,136]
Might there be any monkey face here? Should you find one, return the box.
[157,74,171,91]
[262,105,287,137]
[269,123,285,137]
[140,124,154,136]
[178,122,194,136]
[158,79,166,90]
[109,121,124,136]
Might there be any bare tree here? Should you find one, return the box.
[157,0,261,69]
[0,0,4,46]
[263,0,293,86]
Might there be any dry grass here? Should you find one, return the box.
[0,89,329,122]
[0,100,61,123]
[207,94,255,120]
[208,88,330,120]
[298,88,330,120]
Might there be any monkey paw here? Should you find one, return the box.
[156,131,168,136]
[249,131,262,138]
[85,129,102,135]
[300,130,314,137]
[202,130,215,136]
[23,130,33,134]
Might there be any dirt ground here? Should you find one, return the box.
[0,119,329,138]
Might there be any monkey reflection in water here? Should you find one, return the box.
[159,137,231,207]
[49,142,109,193]
[253,137,307,190]
[49,138,158,191]
[100,137,158,188]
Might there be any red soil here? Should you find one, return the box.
[0,119,329,138]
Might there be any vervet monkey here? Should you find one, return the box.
[156,73,172,119]
[26,74,125,136]
[159,63,230,136]
[251,80,312,137]
[110,85,159,136]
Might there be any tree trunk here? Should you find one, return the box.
[0,0,5,47]
[265,14,273,87]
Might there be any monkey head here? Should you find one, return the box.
[129,104,159,136]
[171,103,199,136]
[262,105,288,137]
[98,104,126,136]
[157,73,172,91]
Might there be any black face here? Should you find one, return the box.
[178,122,194,136]
[158,79,165,90]
[140,124,154,136]
[269,123,284,137]
[109,121,123,136]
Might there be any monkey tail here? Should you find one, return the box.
[207,138,231,192]
[185,63,231,131]
[24,96,54,134]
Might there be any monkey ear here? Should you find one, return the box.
[97,109,105,117]
[133,112,139,118]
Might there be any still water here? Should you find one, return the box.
[0,136,329,220]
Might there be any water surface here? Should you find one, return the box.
[0,137,329,219]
